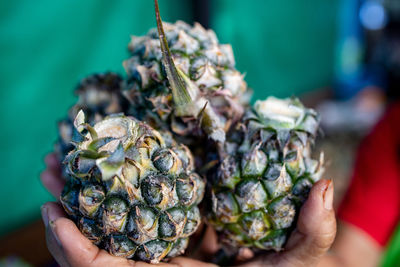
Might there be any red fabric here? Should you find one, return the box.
[338,101,400,247]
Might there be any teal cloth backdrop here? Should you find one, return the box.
[0,0,338,236]
[0,0,192,236]
[211,0,338,100]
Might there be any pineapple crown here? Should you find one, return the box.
[65,110,169,181]
[250,96,320,136]
[241,97,321,151]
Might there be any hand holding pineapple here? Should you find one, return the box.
[41,153,335,266]
[41,0,337,265]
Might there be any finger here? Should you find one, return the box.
[235,248,254,263]
[42,202,103,267]
[198,225,220,256]
[41,202,70,266]
[47,208,101,267]
[169,257,218,267]
[45,153,62,173]
[40,169,65,198]
[281,179,336,266]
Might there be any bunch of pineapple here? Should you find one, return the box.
[55,0,323,263]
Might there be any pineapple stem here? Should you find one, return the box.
[154,0,192,106]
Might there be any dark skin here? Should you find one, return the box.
[41,153,336,267]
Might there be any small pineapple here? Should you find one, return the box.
[123,0,251,144]
[56,72,128,161]
[60,111,205,263]
[207,97,324,251]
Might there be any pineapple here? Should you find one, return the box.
[123,0,251,145]
[207,97,324,251]
[56,72,128,161]
[60,111,205,263]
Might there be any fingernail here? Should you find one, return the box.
[237,248,254,261]
[323,180,334,210]
[41,205,49,227]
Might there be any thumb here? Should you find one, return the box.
[281,179,336,266]
[42,202,101,267]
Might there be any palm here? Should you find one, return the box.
[41,153,336,267]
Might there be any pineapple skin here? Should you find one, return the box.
[60,112,205,264]
[123,21,251,145]
[207,97,324,251]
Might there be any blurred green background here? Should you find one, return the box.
[0,0,338,236]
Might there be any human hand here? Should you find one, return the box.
[41,152,336,267]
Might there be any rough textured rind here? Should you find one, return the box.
[207,97,324,251]
[60,112,205,263]
[123,18,251,145]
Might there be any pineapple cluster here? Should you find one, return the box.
[55,1,323,263]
